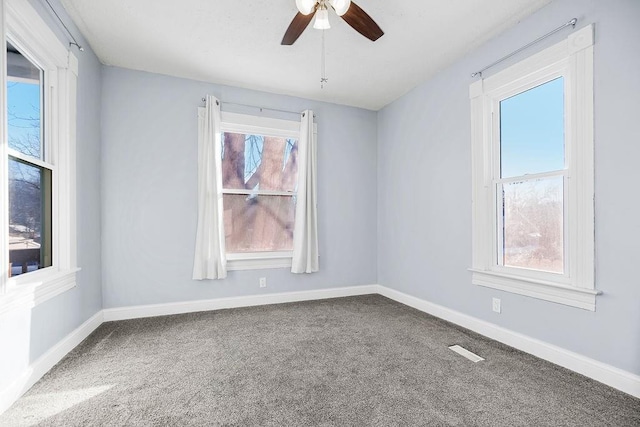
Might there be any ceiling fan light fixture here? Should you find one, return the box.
[295,0,316,15]
[282,0,383,45]
[313,7,331,30]
[329,0,351,16]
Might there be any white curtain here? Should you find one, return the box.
[193,95,227,280]
[291,110,319,273]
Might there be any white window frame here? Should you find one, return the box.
[469,24,597,311]
[219,112,315,271]
[0,0,78,315]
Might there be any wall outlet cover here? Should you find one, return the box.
[492,297,501,313]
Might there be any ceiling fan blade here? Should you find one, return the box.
[341,1,384,42]
[281,12,315,45]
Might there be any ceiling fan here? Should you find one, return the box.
[282,0,384,45]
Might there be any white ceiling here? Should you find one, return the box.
[60,0,552,110]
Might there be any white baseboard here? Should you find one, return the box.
[0,310,104,414]
[103,284,379,321]
[376,285,640,399]
[3,283,638,417]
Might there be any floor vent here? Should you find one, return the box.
[449,345,485,363]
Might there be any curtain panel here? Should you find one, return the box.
[193,95,227,280]
[291,110,319,273]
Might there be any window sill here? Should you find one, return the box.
[470,269,600,311]
[227,252,292,271]
[0,268,80,316]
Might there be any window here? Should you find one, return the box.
[469,24,596,310]
[8,41,53,277]
[220,112,306,270]
[0,0,78,314]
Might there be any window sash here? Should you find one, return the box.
[8,154,53,277]
[6,35,54,165]
[493,171,570,282]
[222,193,296,255]
[489,68,571,281]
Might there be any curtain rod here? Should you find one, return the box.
[471,17,577,78]
[201,98,312,117]
[44,0,84,52]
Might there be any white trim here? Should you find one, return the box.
[2,284,639,417]
[0,0,78,308]
[226,251,293,271]
[219,111,318,138]
[470,24,595,309]
[32,268,78,306]
[0,268,79,316]
[470,269,599,311]
[222,189,295,197]
[0,310,103,414]
[227,258,292,270]
[5,0,68,69]
[377,285,640,399]
[227,250,293,260]
[103,285,379,321]
[221,111,300,130]
[221,111,301,139]
[67,51,78,77]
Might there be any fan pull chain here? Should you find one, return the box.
[320,29,328,89]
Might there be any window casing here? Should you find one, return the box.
[0,0,78,314]
[219,112,309,271]
[469,24,596,310]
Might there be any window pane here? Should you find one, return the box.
[7,42,43,159]
[223,194,295,253]
[222,132,298,192]
[502,176,563,274]
[9,158,53,277]
[500,77,564,178]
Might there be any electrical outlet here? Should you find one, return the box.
[492,298,501,313]
[259,277,267,288]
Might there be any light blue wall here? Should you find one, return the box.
[4,0,638,402]
[0,0,102,392]
[100,67,378,307]
[377,0,640,375]
[27,0,103,360]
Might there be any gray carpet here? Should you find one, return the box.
[1,295,639,426]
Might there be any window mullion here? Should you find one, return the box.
[222,189,296,197]
[496,170,567,184]
[8,149,55,171]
